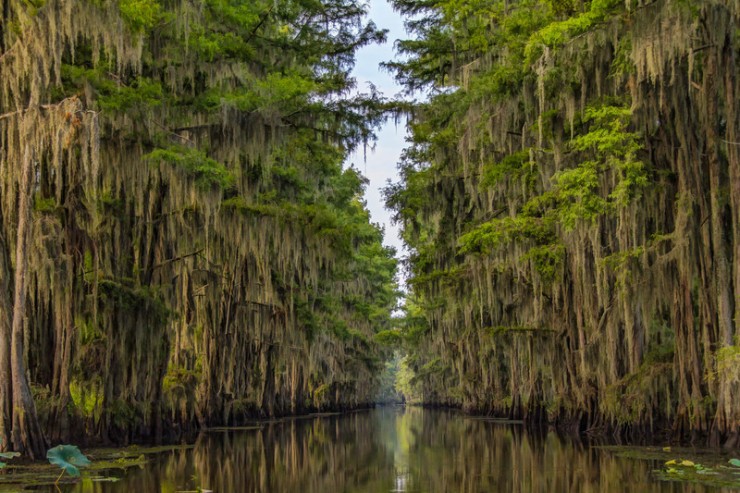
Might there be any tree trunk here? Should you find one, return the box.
[702,29,733,347]
[724,24,739,348]
[0,231,12,450]
[9,145,47,459]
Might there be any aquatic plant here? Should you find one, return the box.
[0,446,20,469]
[47,445,91,481]
[656,457,740,488]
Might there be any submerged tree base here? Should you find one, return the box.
[413,402,740,450]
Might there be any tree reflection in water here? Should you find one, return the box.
[57,408,719,492]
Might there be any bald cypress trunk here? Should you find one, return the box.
[701,15,734,348]
[0,232,12,450]
[9,145,46,458]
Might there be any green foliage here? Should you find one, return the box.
[33,195,57,213]
[525,0,622,62]
[375,356,403,403]
[196,72,316,113]
[602,246,645,273]
[408,266,466,289]
[458,216,555,255]
[163,366,200,396]
[555,102,647,228]
[553,160,608,229]
[61,65,164,112]
[481,150,534,187]
[522,242,565,283]
[69,378,103,419]
[118,0,163,31]
[374,329,403,346]
[395,355,424,403]
[610,37,634,77]
[546,0,577,18]
[47,445,91,478]
[579,104,648,202]
[145,146,235,190]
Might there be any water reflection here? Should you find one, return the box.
[57,408,722,492]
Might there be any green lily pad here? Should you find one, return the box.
[729,458,740,468]
[47,445,91,477]
[0,451,20,468]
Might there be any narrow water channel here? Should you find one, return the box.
[54,407,726,492]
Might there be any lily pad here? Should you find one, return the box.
[729,458,740,468]
[47,445,91,477]
[0,451,20,468]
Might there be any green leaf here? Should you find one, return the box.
[0,450,20,468]
[47,445,91,477]
[729,458,740,468]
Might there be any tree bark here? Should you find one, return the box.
[0,231,12,450]
[9,145,47,458]
[702,29,733,347]
[724,24,739,348]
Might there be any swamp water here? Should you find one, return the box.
[23,408,740,492]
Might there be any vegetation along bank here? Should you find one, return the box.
[385,0,740,448]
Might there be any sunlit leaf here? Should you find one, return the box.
[729,458,740,468]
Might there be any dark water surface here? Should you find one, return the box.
[54,407,731,492]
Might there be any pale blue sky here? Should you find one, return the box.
[347,0,408,267]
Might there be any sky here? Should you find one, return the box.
[346,0,409,266]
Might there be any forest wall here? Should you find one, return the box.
[0,0,397,445]
[389,0,740,445]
